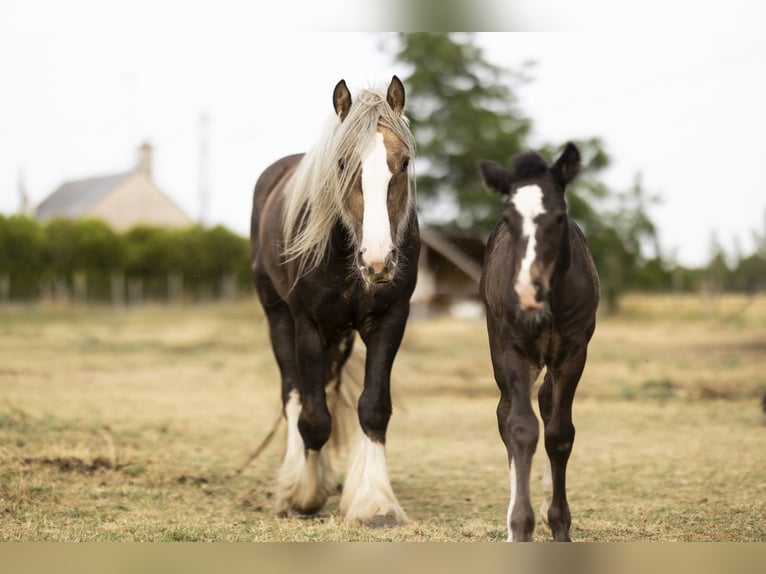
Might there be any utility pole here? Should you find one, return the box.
[198,111,211,226]
[17,167,30,216]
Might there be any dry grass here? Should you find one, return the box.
[0,294,765,541]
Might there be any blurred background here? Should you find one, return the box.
[2,1,766,545]
[2,3,765,311]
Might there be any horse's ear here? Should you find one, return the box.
[386,75,405,116]
[333,79,352,122]
[479,161,510,196]
[551,142,581,188]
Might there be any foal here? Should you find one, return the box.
[479,143,599,541]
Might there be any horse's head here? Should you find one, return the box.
[332,76,414,286]
[480,143,581,315]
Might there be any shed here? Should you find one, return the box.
[414,227,487,318]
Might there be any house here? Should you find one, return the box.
[36,143,193,231]
[413,227,487,318]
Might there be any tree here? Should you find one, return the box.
[385,33,531,231]
[0,215,46,299]
[385,33,664,312]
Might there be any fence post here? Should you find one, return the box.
[128,277,143,307]
[0,275,8,303]
[220,273,238,302]
[168,272,183,305]
[73,271,87,305]
[111,271,126,308]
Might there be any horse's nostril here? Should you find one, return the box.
[533,280,544,302]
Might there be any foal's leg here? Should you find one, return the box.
[340,304,409,526]
[537,349,587,541]
[495,359,541,542]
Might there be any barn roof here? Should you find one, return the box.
[36,171,133,220]
[420,227,485,283]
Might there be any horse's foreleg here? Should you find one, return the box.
[274,315,334,517]
[340,307,409,527]
[275,389,334,516]
[539,349,587,541]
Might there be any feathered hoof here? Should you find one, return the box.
[359,511,409,529]
[275,507,325,520]
[343,502,409,528]
[274,492,329,519]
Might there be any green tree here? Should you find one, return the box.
[0,215,46,299]
[386,33,531,230]
[386,33,664,311]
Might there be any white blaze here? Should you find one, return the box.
[512,185,546,303]
[360,132,393,269]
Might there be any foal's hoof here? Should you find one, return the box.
[360,511,409,528]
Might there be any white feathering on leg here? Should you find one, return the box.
[274,390,334,516]
[340,428,408,526]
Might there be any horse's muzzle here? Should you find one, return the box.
[515,279,546,312]
[358,248,398,285]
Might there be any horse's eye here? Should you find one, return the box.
[401,158,409,173]
[338,159,346,172]
[556,213,566,225]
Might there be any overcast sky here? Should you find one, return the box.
[2,2,765,267]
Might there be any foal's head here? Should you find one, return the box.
[333,76,414,286]
[480,143,581,315]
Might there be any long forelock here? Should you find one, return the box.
[281,87,415,281]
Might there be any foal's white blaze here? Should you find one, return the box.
[274,390,334,515]
[360,132,394,271]
[340,428,408,524]
[507,458,518,541]
[512,184,546,310]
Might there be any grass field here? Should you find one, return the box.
[1,294,765,541]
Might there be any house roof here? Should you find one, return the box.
[36,171,133,220]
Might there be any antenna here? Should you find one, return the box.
[198,111,211,226]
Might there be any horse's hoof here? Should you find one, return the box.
[276,508,324,519]
[361,511,408,528]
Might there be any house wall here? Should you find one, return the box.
[86,174,193,231]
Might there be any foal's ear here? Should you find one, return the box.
[333,79,352,122]
[386,75,406,116]
[551,142,581,188]
[479,161,511,196]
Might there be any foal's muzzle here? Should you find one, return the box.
[357,247,398,285]
[515,279,546,312]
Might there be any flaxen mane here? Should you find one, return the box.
[281,87,415,280]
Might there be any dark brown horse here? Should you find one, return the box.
[479,143,600,541]
[250,76,418,526]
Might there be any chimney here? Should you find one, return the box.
[136,142,152,178]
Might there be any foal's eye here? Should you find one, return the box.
[400,158,410,173]
[556,213,566,225]
[338,158,346,172]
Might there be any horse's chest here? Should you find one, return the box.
[515,328,554,367]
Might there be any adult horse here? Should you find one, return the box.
[479,143,600,541]
[250,76,418,526]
